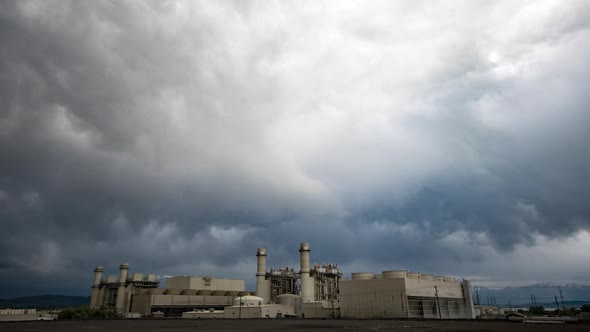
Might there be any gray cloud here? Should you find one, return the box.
[1,0,590,297]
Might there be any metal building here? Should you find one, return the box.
[255,243,341,318]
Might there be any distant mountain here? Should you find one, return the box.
[523,282,583,289]
[472,284,590,308]
[0,295,90,309]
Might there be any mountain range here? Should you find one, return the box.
[0,295,90,309]
[473,283,590,308]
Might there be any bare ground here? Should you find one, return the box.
[1,319,588,332]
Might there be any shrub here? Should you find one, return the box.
[58,305,122,320]
[559,307,579,317]
[528,305,545,315]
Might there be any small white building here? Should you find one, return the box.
[181,309,224,318]
[223,295,295,318]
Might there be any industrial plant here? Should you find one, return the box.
[90,243,475,319]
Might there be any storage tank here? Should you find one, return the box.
[351,272,375,280]
[181,289,197,295]
[276,294,301,306]
[165,288,182,295]
[406,272,421,279]
[233,295,264,307]
[276,294,302,316]
[382,270,407,279]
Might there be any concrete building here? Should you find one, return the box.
[181,309,224,318]
[0,309,39,322]
[339,270,475,319]
[90,263,248,317]
[223,295,295,319]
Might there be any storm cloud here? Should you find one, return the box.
[1,0,590,297]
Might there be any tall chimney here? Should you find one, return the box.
[90,266,103,308]
[299,242,314,302]
[115,262,129,314]
[256,248,270,303]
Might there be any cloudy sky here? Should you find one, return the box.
[1,0,589,298]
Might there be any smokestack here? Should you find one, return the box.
[90,266,103,308]
[299,242,314,302]
[115,262,129,314]
[255,248,270,304]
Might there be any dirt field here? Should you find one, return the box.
[1,319,588,332]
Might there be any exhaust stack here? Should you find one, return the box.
[115,262,129,314]
[256,248,271,303]
[90,266,103,308]
[299,242,314,302]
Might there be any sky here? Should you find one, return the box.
[1,0,589,298]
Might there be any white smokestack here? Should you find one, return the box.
[256,248,270,303]
[90,266,103,308]
[115,262,129,314]
[299,242,314,302]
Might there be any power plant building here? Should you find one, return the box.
[90,243,475,320]
[339,271,475,319]
[90,263,248,317]
[255,243,341,318]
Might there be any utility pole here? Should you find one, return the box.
[530,295,534,307]
[558,286,565,310]
[434,286,442,319]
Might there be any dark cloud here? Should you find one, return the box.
[1,0,590,297]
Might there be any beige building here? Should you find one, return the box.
[339,271,475,319]
[166,276,244,292]
[90,263,248,317]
